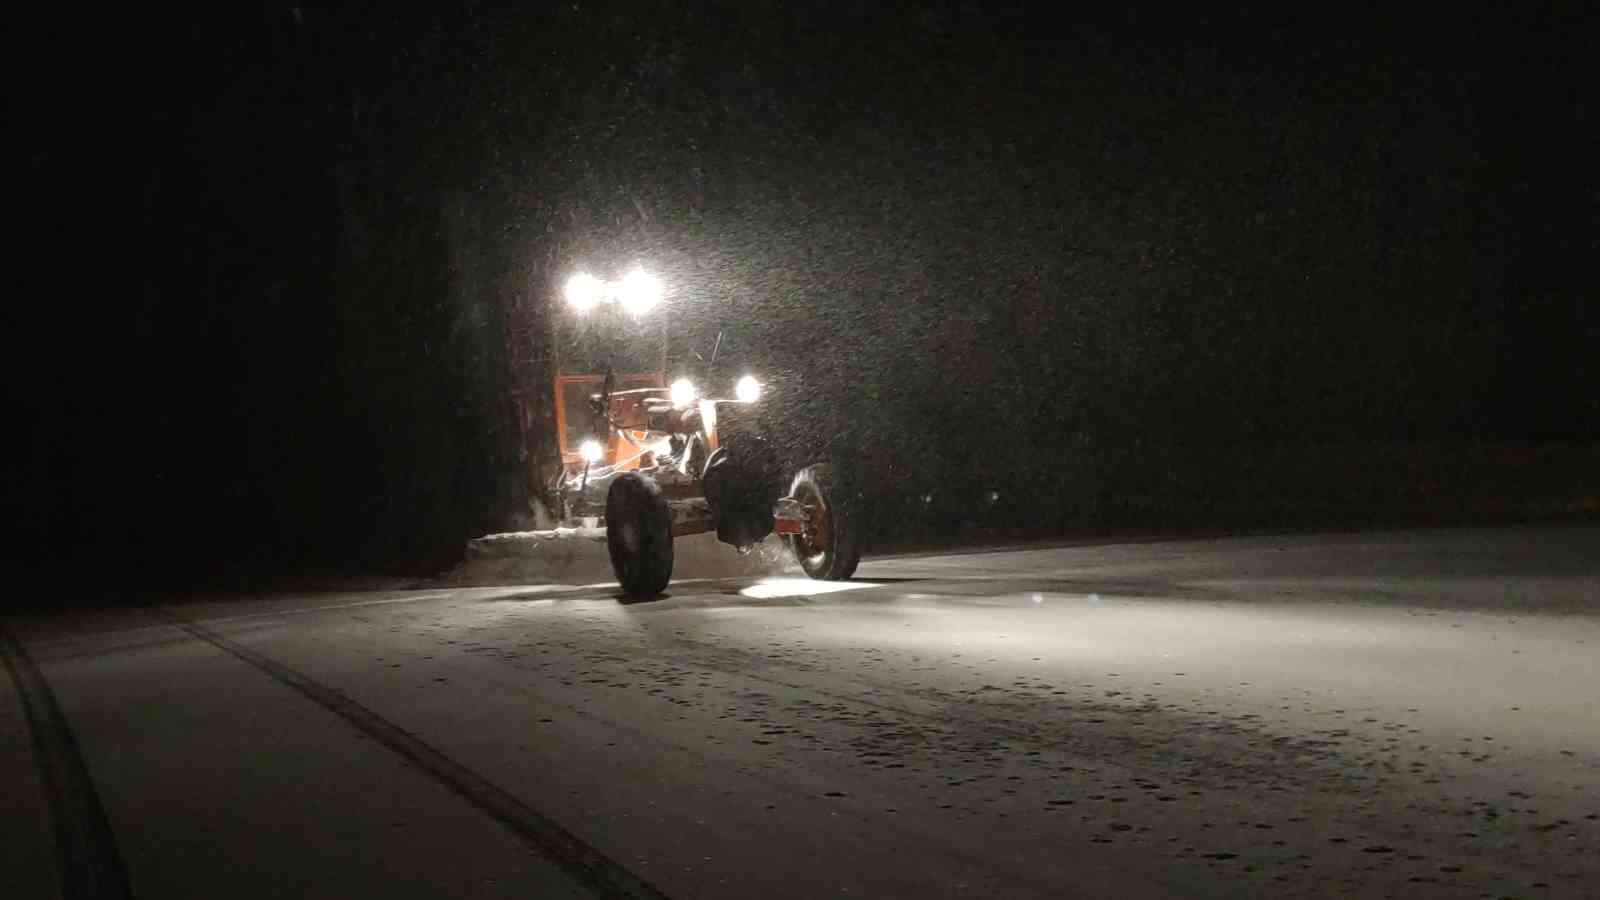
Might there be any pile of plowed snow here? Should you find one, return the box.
[438,528,794,586]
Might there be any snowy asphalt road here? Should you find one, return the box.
[5,525,1599,899]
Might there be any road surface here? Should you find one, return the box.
[5,525,1598,898]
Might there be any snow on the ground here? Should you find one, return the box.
[12,524,1599,898]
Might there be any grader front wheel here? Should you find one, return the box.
[605,473,674,596]
[784,464,861,581]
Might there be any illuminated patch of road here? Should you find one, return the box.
[738,578,880,599]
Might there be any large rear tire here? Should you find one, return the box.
[784,464,862,581]
[606,474,674,596]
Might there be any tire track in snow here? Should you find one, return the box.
[0,623,133,900]
[160,611,670,900]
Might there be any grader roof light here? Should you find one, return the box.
[616,269,663,316]
[564,272,605,313]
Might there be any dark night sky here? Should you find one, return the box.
[8,3,1597,583]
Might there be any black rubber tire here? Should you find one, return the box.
[605,473,674,596]
[784,463,862,581]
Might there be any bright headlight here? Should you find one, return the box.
[579,439,604,463]
[670,378,697,408]
[616,269,663,316]
[735,375,762,403]
[564,272,604,313]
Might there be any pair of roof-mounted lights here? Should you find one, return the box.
[564,269,662,317]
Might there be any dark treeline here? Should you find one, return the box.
[9,3,1595,587]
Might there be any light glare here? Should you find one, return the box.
[579,439,604,463]
[564,272,604,313]
[735,375,762,403]
[670,378,697,408]
[616,269,663,316]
